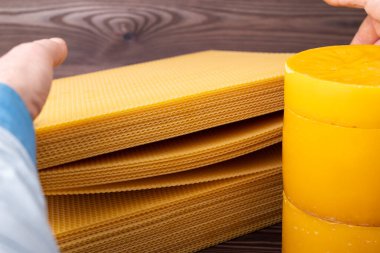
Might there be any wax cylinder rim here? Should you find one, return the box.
[285,45,380,129]
[286,45,380,88]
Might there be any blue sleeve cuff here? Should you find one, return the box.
[0,84,36,162]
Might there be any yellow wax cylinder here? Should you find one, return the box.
[283,193,380,253]
[283,108,380,226]
[283,45,380,226]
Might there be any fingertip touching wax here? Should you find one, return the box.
[282,45,380,252]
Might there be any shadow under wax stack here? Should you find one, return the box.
[35,50,292,253]
[282,45,380,253]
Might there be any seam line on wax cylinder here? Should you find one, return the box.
[284,192,376,227]
[284,106,380,130]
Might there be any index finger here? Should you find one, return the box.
[351,16,379,44]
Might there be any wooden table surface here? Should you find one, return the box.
[0,0,364,252]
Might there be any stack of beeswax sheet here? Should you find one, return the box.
[41,112,282,195]
[47,145,282,253]
[37,50,291,252]
[35,50,290,169]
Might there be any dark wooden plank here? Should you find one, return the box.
[0,0,365,252]
[0,0,365,78]
[201,223,282,253]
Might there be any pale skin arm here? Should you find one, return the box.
[0,38,67,253]
[324,0,380,44]
[0,38,68,119]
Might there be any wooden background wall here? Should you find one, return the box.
[0,0,365,252]
[0,0,364,78]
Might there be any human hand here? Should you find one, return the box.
[324,0,380,44]
[0,38,68,119]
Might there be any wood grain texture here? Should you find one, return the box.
[201,223,282,253]
[0,0,364,78]
[0,0,365,252]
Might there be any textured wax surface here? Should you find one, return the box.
[286,45,380,86]
[48,170,282,252]
[36,51,289,128]
[46,144,282,253]
[45,143,281,195]
[41,112,283,193]
[35,50,290,168]
[48,173,281,235]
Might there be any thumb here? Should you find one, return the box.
[32,38,68,67]
[0,38,68,118]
